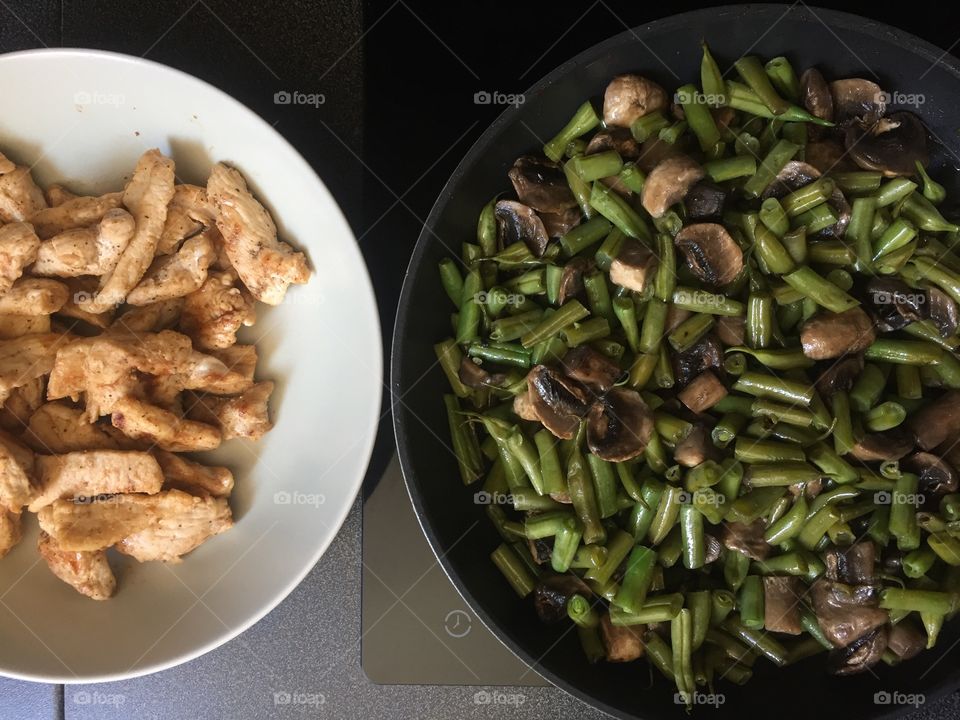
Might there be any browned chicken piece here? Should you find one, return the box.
[205,224,233,270]
[205,345,258,393]
[126,233,216,305]
[27,450,164,512]
[0,431,34,510]
[0,507,22,558]
[24,402,120,454]
[0,332,71,401]
[179,269,256,350]
[38,488,232,555]
[44,184,78,207]
[109,298,184,334]
[207,163,310,305]
[33,208,136,278]
[37,531,116,600]
[0,376,45,433]
[144,373,184,414]
[0,151,48,222]
[81,150,176,313]
[0,222,40,295]
[154,450,233,497]
[0,279,69,315]
[28,191,123,239]
[55,278,115,329]
[111,396,221,452]
[0,314,51,339]
[186,381,274,440]
[157,184,213,255]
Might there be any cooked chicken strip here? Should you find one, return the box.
[126,233,216,306]
[24,403,120,454]
[187,381,274,440]
[110,396,221,452]
[38,488,231,553]
[0,279,69,315]
[0,222,40,296]
[117,498,233,562]
[38,531,116,600]
[207,163,310,304]
[0,313,51,339]
[27,450,163,512]
[81,149,175,312]
[0,332,70,400]
[154,450,233,497]
[179,269,256,350]
[0,432,34,510]
[157,184,213,255]
[55,278,115,329]
[0,376,45,433]
[28,191,123,239]
[44,184,78,207]
[0,507,22,558]
[0,152,47,222]
[33,208,135,277]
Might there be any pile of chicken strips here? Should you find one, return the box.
[0,148,310,599]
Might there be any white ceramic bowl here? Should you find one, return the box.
[0,49,381,683]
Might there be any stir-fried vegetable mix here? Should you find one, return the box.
[434,44,960,703]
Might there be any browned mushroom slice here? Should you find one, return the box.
[824,542,876,585]
[910,391,960,450]
[886,622,925,661]
[508,156,577,214]
[815,354,863,397]
[495,200,549,257]
[928,286,959,337]
[763,576,803,635]
[458,357,505,390]
[846,112,928,177]
[585,128,639,159]
[827,626,888,675]
[721,520,771,561]
[677,370,727,413]
[762,160,850,237]
[800,68,834,125]
[609,240,658,293]
[540,207,581,238]
[641,155,704,218]
[799,308,875,360]
[674,222,743,287]
[864,277,927,331]
[560,346,623,394]
[684,182,727,222]
[600,614,643,662]
[527,365,592,439]
[810,579,888,649]
[585,388,654,462]
[673,428,719,468]
[557,256,590,305]
[903,452,958,496]
[829,79,886,125]
[512,390,539,422]
[849,426,916,462]
[804,139,856,174]
[602,74,667,128]
[672,334,723,386]
[714,316,745,347]
[533,574,592,623]
[665,305,691,333]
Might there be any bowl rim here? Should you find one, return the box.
[391,4,960,717]
[0,46,382,685]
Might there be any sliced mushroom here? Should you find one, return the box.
[810,579,887,649]
[864,277,927,331]
[684,182,727,222]
[600,614,644,662]
[495,200,549,257]
[761,160,849,237]
[815,354,863,396]
[673,429,720,468]
[635,137,681,174]
[508,156,577,214]
[674,222,743,287]
[528,537,552,565]
[533,573,592,624]
[527,365,592,439]
[603,74,668,128]
[557,256,590,305]
[903,452,959,496]
[714,316,745,347]
[585,388,654,462]
[849,426,916,462]
[641,155,704,218]
[560,346,623,394]
[827,626,887,675]
[585,128,639,159]
[513,390,539,421]
[804,139,856,174]
[763,576,803,635]
[829,79,886,125]
[800,308,875,360]
[609,240,658,294]
[677,371,728,414]
[672,334,723,387]
[704,533,723,565]
[721,520,771,561]
[665,305,691,333]
[928,286,959,337]
[887,622,925,661]
[825,542,876,585]
[540,207,581,238]
[846,112,928,177]
[458,357,506,390]
[910,391,960,450]
[800,68,834,125]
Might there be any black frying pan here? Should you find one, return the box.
[392,5,960,718]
